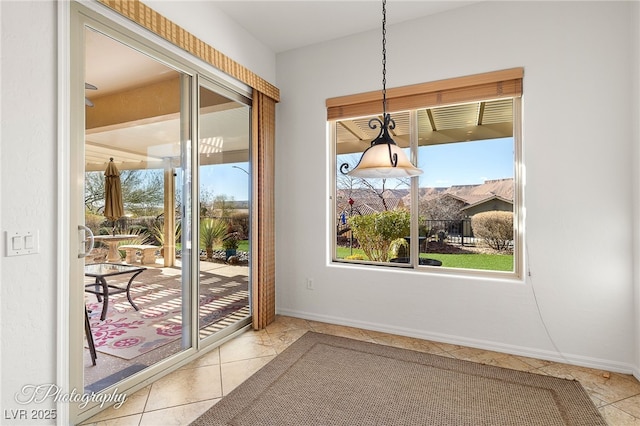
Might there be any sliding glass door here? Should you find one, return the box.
[69,5,253,421]
[197,81,252,342]
[81,26,194,393]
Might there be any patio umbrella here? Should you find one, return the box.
[104,158,124,233]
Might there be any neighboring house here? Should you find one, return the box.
[460,195,513,217]
[418,178,514,218]
[338,178,514,220]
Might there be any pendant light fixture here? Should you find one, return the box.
[340,0,423,179]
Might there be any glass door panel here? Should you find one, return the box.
[83,27,192,392]
[198,83,251,341]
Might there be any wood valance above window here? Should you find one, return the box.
[326,68,523,121]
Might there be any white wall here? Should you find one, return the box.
[1,0,59,416]
[632,1,640,378]
[275,1,639,373]
[144,1,277,85]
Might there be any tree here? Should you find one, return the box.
[84,169,164,216]
[213,194,235,218]
[337,156,410,212]
[200,187,216,218]
[420,194,466,221]
[125,170,164,216]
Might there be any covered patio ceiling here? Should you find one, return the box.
[336,98,513,156]
[85,100,250,172]
[84,28,249,173]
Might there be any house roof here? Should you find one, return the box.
[416,178,514,206]
[460,195,513,212]
[337,188,408,216]
[336,178,513,216]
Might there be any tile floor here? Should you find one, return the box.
[82,315,640,425]
[84,260,250,388]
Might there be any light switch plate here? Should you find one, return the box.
[5,230,39,256]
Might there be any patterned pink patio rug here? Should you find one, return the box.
[86,269,248,360]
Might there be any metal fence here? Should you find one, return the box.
[423,219,476,246]
[336,218,477,247]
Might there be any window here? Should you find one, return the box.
[329,68,522,277]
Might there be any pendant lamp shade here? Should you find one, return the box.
[347,139,422,178]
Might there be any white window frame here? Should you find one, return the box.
[328,70,523,279]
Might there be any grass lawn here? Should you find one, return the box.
[336,247,513,272]
[421,253,513,271]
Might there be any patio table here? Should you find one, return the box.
[85,306,97,365]
[93,234,138,262]
[84,263,146,320]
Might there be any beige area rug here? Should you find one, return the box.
[192,332,606,426]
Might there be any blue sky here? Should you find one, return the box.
[199,162,250,201]
[337,137,514,188]
[418,137,514,187]
[198,137,514,200]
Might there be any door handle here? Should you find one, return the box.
[78,225,95,258]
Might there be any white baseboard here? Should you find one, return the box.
[277,308,637,376]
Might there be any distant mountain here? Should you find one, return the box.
[336,178,514,215]
[417,178,514,205]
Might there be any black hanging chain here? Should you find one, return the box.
[381,0,387,116]
[339,0,397,176]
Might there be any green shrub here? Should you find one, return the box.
[150,221,182,246]
[85,212,106,235]
[230,212,250,238]
[349,210,410,262]
[222,232,240,250]
[200,218,227,258]
[471,211,513,251]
